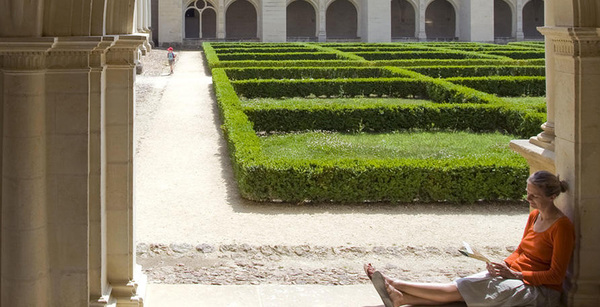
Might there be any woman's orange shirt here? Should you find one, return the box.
[504,209,575,292]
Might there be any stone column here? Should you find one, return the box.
[361,0,391,42]
[217,0,226,39]
[516,0,525,40]
[417,0,427,40]
[261,0,286,42]
[89,37,117,306]
[548,27,600,306]
[0,38,53,307]
[318,1,327,42]
[44,36,108,306]
[104,35,147,306]
[459,0,494,42]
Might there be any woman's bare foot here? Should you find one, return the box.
[364,263,375,280]
[386,282,405,307]
[364,264,404,289]
[376,270,404,289]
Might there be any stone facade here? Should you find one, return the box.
[157,0,545,46]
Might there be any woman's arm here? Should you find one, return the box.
[504,210,537,266]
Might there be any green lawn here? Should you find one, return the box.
[259,131,518,160]
[241,97,432,108]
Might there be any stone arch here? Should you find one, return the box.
[185,8,200,38]
[494,0,513,38]
[391,0,416,38]
[226,0,258,39]
[184,0,217,39]
[523,0,543,38]
[0,0,136,37]
[287,0,317,39]
[202,8,217,38]
[425,0,456,39]
[326,0,358,39]
[105,0,137,34]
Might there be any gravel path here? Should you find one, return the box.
[134,49,530,285]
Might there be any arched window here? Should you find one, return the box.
[287,0,316,39]
[494,0,512,38]
[184,0,216,39]
[425,0,455,40]
[226,0,258,39]
[391,0,416,38]
[523,0,543,38]
[326,0,358,39]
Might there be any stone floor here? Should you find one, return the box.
[144,284,468,307]
[145,284,383,307]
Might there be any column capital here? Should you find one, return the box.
[106,35,146,67]
[0,37,55,70]
[47,37,107,70]
[90,37,118,69]
[538,27,600,57]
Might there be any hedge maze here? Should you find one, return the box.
[204,42,546,203]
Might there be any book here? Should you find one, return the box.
[458,241,491,263]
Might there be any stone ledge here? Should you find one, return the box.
[510,139,555,173]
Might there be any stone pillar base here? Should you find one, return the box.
[110,265,147,306]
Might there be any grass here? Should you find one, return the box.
[243,96,546,108]
[501,96,545,104]
[241,97,432,108]
[259,130,519,160]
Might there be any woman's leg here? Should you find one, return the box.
[383,272,463,303]
[386,283,455,306]
[365,264,463,304]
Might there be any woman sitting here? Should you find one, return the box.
[365,170,575,307]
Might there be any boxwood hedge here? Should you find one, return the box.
[205,42,540,203]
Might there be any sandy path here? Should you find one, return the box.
[134,50,530,284]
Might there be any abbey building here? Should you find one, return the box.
[155,0,543,46]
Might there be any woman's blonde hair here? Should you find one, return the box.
[528,170,568,198]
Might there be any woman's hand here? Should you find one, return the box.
[487,262,523,280]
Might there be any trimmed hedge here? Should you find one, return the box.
[216,52,342,61]
[304,43,369,61]
[507,42,545,49]
[212,67,531,202]
[354,51,505,60]
[407,65,545,77]
[243,101,544,138]
[445,76,546,97]
[214,47,320,54]
[210,43,305,49]
[230,67,531,104]
[232,78,428,98]
[369,59,545,67]
[481,50,545,59]
[205,42,539,203]
[224,67,396,80]
[240,157,528,202]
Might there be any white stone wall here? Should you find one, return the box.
[159,0,183,46]
[157,0,543,44]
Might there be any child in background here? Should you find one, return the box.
[167,47,176,74]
